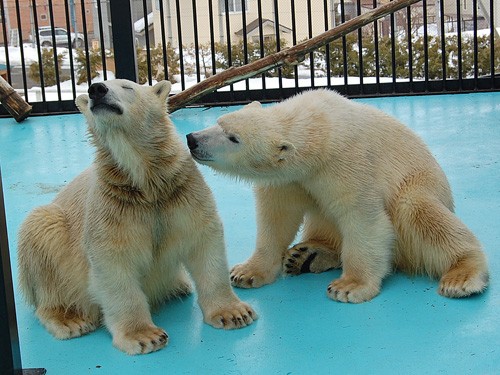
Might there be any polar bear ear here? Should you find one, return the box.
[75,94,89,114]
[245,101,262,109]
[153,80,172,102]
[276,141,296,161]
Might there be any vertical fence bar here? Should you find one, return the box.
[175,0,185,90]
[79,0,92,86]
[307,0,314,87]
[0,170,46,375]
[223,0,234,95]
[290,0,299,89]
[143,0,153,85]
[257,0,266,92]
[95,0,108,81]
[422,0,429,90]
[109,0,138,82]
[0,167,21,375]
[373,0,380,90]
[47,0,63,103]
[273,0,283,91]
[157,0,168,80]
[63,0,77,99]
[489,0,495,83]
[390,6,396,92]
[192,0,201,83]
[340,0,348,90]
[28,0,44,103]
[356,0,363,93]
[456,0,463,90]
[472,0,478,83]
[407,4,413,91]
[241,0,251,94]
[0,1,12,83]
[323,0,331,88]
[208,0,217,77]
[439,0,446,85]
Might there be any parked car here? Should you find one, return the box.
[30,27,84,48]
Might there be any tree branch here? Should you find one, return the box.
[169,0,422,113]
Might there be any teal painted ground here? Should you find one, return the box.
[0,92,499,374]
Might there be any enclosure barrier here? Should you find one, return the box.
[0,0,498,117]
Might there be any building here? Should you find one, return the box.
[0,0,94,46]
[152,0,500,48]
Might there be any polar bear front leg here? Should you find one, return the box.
[327,210,395,303]
[184,232,257,329]
[87,252,168,355]
[230,184,309,288]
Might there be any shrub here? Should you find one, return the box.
[137,43,179,84]
[29,48,68,86]
[74,48,113,85]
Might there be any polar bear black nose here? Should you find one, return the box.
[186,133,198,150]
[88,83,108,101]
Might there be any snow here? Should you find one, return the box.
[134,13,154,34]
[0,44,75,68]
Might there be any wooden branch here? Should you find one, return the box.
[0,76,32,122]
[169,0,421,113]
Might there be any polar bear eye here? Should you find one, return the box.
[228,135,240,144]
[122,85,133,91]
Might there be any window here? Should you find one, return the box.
[220,0,248,13]
[333,1,357,25]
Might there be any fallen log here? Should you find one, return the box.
[169,0,421,113]
[0,76,32,122]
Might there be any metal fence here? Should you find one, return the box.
[0,0,499,117]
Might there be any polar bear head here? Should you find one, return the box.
[75,79,172,143]
[75,79,173,184]
[186,101,300,183]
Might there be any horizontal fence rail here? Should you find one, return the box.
[0,0,499,114]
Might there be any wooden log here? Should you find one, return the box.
[169,0,421,113]
[0,76,32,122]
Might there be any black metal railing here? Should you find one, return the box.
[0,0,498,117]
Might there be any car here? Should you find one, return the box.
[30,27,84,48]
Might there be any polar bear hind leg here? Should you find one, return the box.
[392,189,489,298]
[283,211,342,274]
[18,204,100,339]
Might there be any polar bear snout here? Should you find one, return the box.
[186,132,214,163]
[186,133,198,150]
[89,82,108,101]
[88,82,123,115]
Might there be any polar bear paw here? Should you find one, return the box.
[205,301,258,329]
[327,276,380,303]
[283,242,341,275]
[230,261,279,288]
[113,325,169,355]
[37,306,99,339]
[438,268,489,298]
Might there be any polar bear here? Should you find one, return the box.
[18,79,256,355]
[186,89,489,303]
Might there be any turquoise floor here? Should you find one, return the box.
[0,92,499,374]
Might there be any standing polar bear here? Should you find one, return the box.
[186,89,489,303]
[18,79,256,355]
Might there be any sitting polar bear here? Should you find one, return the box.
[186,89,489,303]
[18,79,256,355]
